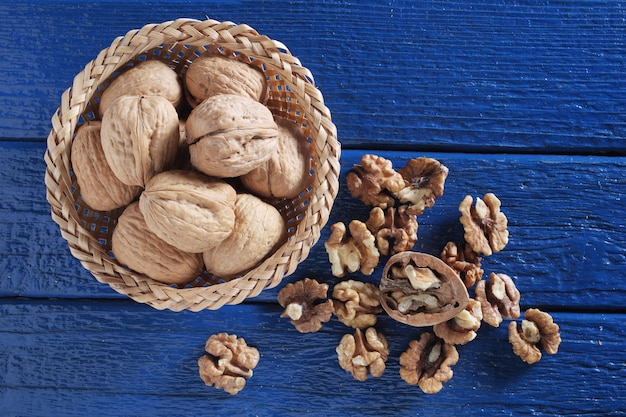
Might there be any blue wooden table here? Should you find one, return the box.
[1,1,625,416]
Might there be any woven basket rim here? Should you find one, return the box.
[44,18,341,312]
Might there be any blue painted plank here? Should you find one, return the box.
[0,299,624,417]
[1,1,624,153]
[1,143,625,311]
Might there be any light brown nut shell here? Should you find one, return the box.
[71,122,141,211]
[98,60,183,118]
[112,202,204,285]
[240,118,311,199]
[101,95,180,187]
[186,94,279,178]
[379,252,469,327]
[139,170,237,253]
[203,193,286,278]
[184,55,267,107]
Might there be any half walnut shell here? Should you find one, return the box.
[379,252,469,327]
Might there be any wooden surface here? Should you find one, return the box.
[1,1,625,416]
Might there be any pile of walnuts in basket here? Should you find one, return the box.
[72,56,312,284]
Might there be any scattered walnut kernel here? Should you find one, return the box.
[399,332,459,394]
[433,299,483,345]
[365,206,418,256]
[277,278,334,333]
[324,221,380,277]
[333,280,382,329]
[336,327,389,381]
[440,241,484,288]
[396,157,449,216]
[459,193,509,256]
[475,273,521,327]
[198,333,260,395]
[346,154,406,209]
[509,308,561,364]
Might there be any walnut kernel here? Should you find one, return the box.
[324,221,380,277]
[365,206,418,255]
[433,299,483,345]
[336,327,389,381]
[277,278,334,333]
[440,241,484,288]
[332,280,382,329]
[459,193,509,256]
[475,272,521,327]
[345,154,405,209]
[396,157,449,216]
[509,308,561,364]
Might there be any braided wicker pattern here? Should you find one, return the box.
[44,19,340,311]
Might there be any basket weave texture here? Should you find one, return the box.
[44,18,340,311]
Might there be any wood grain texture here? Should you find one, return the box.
[1,1,624,153]
[2,143,624,310]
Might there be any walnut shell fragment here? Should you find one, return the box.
[336,327,389,381]
[186,94,279,177]
[198,333,260,395]
[71,122,141,211]
[333,280,382,329]
[399,332,458,394]
[379,252,469,327]
[509,308,561,365]
[139,170,237,253]
[396,157,449,216]
[459,193,509,256]
[324,221,380,277]
[277,278,334,333]
[112,202,204,285]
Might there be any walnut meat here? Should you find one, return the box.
[240,117,311,199]
[475,272,521,327]
[186,94,279,177]
[111,203,204,285]
[379,252,469,327]
[101,95,180,187]
[184,55,266,107]
[346,154,406,209]
[198,333,260,395]
[396,157,449,216]
[324,221,380,277]
[399,332,458,394]
[139,170,237,253]
[98,59,183,117]
[332,280,382,329]
[336,327,389,381]
[365,206,418,256]
[202,193,286,278]
[433,298,483,345]
[440,241,484,288]
[459,193,509,256]
[509,309,561,364]
[71,122,141,211]
[277,278,334,333]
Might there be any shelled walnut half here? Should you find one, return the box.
[459,193,509,256]
[475,272,521,327]
[324,221,380,277]
[396,157,449,216]
[336,327,389,381]
[440,241,484,288]
[277,278,334,333]
[333,280,382,329]
[365,206,418,256]
[379,252,469,327]
[509,308,561,364]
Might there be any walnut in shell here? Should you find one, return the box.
[138,170,237,253]
[186,94,279,178]
[203,193,286,278]
[240,117,311,199]
[112,202,204,285]
[71,122,141,211]
[98,59,183,118]
[379,252,469,327]
[101,95,180,187]
[184,55,267,107]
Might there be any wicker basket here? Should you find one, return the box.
[44,18,340,311]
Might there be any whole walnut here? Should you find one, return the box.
[98,59,183,117]
[71,122,141,211]
[203,193,286,278]
[241,118,311,199]
[184,55,266,107]
[139,170,237,253]
[101,95,180,187]
[112,202,204,285]
[185,94,279,178]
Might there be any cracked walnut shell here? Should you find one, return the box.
[139,170,237,253]
[399,332,458,394]
[346,154,405,209]
[336,327,389,381]
[184,55,267,107]
[186,94,279,178]
[100,95,180,188]
[509,308,561,364]
[278,278,333,333]
[380,252,469,327]
[475,272,521,327]
[198,333,260,395]
[112,202,204,285]
[459,193,509,256]
[324,221,380,277]
[333,280,382,329]
[396,157,449,216]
